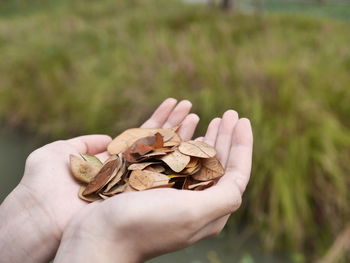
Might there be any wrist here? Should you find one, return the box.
[54,205,141,263]
[0,184,61,263]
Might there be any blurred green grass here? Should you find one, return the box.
[0,0,350,260]
[256,0,350,22]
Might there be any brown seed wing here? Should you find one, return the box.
[188,180,214,190]
[104,183,128,195]
[104,157,125,192]
[148,182,175,189]
[129,170,154,190]
[124,182,138,193]
[83,155,120,195]
[147,170,170,187]
[78,186,101,202]
[186,157,200,168]
[129,170,169,190]
[108,128,174,155]
[70,155,100,183]
[144,165,166,173]
[161,150,190,173]
[178,141,216,158]
[128,162,159,171]
[80,154,103,168]
[153,132,164,149]
[192,157,224,181]
[163,133,182,147]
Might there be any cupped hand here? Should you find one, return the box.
[54,110,253,263]
[0,98,199,263]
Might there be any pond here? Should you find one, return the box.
[0,128,290,263]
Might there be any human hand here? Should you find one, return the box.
[53,110,253,263]
[0,98,199,263]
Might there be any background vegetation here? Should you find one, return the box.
[0,0,349,261]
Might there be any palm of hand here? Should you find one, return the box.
[67,102,253,262]
[18,99,199,236]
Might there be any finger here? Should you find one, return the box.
[67,135,112,154]
[217,118,253,193]
[189,118,253,224]
[215,110,239,167]
[177,113,200,141]
[140,98,177,128]
[162,100,192,129]
[194,137,204,142]
[203,118,221,146]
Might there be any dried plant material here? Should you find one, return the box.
[78,186,101,202]
[149,182,175,189]
[161,150,190,173]
[167,174,188,178]
[186,157,200,168]
[188,180,214,190]
[104,159,125,192]
[153,147,176,153]
[83,155,120,195]
[179,141,216,158]
[149,171,171,187]
[182,177,196,190]
[144,165,166,173]
[104,184,128,195]
[108,128,174,155]
[128,162,159,171]
[127,134,163,156]
[141,151,167,159]
[80,154,103,168]
[164,133,182,147]
[153,133,164,148]
[129,170,154,190]
[129,170,169,190]
[124,183,138,193]
[182,164,202,176]
[71,127,224,202]
[99,193,109,200]
[192,158,224,181]
[70,155,101,183]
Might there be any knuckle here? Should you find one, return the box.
[25,150,40,166]
[25,140,70,167]
[225,193,242,214]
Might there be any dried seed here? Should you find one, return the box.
[144,165,166,173]
[104,184,128,195]
[80,154,103,168]
[129,170,154,190]
[83,155,120,195]
[78,186,101,202]
[188,180,214,190]
[99,193,109,200]
[164,133,182,147]
[129,170,169,190]
[161,150,190,173]
[108,128,174,155]
[128,162,159,171]
[178,140,216,158]
[192,157,224,181]
[104,157,125,192]
[70,155,100,183]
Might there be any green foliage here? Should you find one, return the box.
[0,0,349,259]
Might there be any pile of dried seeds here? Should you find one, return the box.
[70,127,224,202]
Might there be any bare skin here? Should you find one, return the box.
[0,98,253,263]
